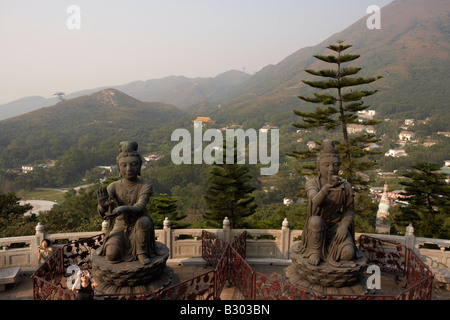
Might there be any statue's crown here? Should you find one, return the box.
[318,140,339,159]
[119,141,139,154]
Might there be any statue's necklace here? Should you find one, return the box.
[121,179,138,203]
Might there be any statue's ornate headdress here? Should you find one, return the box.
[118,141,139,156]
[316,140,340,170]
[116,141,142,175]
[318,140,339,159]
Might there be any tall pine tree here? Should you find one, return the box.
[393,162,450,238]
[290,41,382,186]
[203,140,257,228]
[289,41,382,232]
[148,193,189,229]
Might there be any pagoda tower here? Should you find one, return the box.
[375,182,391,233]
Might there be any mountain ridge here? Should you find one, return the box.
[202,0,449,126]
[0,88,185,168]
[0,70,250,121]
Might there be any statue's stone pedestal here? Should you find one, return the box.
[286,242,368,295]
[91,241,173,296]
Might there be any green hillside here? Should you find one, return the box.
[0,89,186,171]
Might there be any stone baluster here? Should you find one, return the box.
[33,222,45,267]
[281,218,290,259]
[163,217,172,258]
[405,224,416,250]
[223,217,231,244]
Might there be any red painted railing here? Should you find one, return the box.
[32,248,77,300]
[31,232,434,300]
[359,234,433,299]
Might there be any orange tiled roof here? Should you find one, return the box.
[192,117,215,123]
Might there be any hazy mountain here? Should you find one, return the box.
[0,96,51,121]
[152,70,252,110]
[0,89,184,167]
[0,70,250,121]
[2,88,180,127]
[2,0,448,130]
[204,0,449,126]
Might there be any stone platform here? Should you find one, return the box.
[91,241,173,295]
[286,242,368,295]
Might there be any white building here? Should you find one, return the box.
[306,141,317,150]
[437,132,450,138]
[357,110,376,119]
[385,149,408,157]
[260,125,278,133]
[347,124,375,134]
[399,131,415,141]
[22,165,34,173]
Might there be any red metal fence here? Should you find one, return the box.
[358,234,433,300]
[31,231,434,300]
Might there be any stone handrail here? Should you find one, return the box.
[1,219,449,270]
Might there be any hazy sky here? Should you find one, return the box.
[0,0,393,105]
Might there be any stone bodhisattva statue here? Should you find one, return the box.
[296,139,359,267]
[97,141,160,265]
[288,140,367,293]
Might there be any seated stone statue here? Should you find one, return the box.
[296,139,357,268]
[97,141,160,265]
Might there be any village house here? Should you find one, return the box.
[21,165,34,173]
[437,132,450,138]
[404,119,415,126]
[95,165,116,173]
[306,141,317,150]
[385,149,408,157]
[347,124,375,134]
[417,117,431,125]
[357,109,376,120]
[347,124,364,134]
[363,143,381,151]
[143,155,162,161]
[260,125,278,133]
[423,140,437,147]
[399,131,415,141]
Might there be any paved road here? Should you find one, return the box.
[19,200,58,216]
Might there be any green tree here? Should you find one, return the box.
[290,41,382,186]
[246,203,307,230]
[148,193,189,229]
[0,192,32,217]
[392,162,450,238]
[203,141,257,228]
[0,192,35,237]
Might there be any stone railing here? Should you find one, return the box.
[1,218,449,272]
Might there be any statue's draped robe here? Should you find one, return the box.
[100,178,158,262]
[299,177,357,267]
